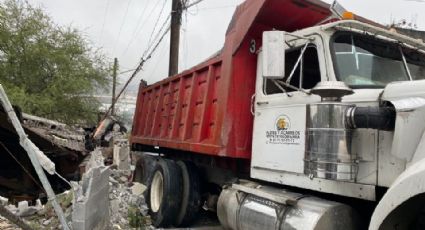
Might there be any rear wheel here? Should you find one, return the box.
[176,161,201,226]
[133,154,157,195]
[147,159,183,227]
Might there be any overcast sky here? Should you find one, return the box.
[22,0,425,91]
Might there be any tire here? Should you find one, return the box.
[176,161,201,227]
[147,158,183,227]
[133,154,157,191]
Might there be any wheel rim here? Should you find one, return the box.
[150,171,164,213]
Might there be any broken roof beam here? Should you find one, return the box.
[0,84,70,230]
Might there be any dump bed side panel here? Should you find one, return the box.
[131,0,341,159]
[131,58,227,156]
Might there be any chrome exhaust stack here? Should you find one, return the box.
[304,81,358,181]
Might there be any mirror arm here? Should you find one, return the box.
[276,80,311,95]
[286,43,309,84]
[272,79,287,94]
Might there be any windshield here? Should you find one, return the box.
[332,33,425,88]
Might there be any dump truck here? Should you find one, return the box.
[130,0,425,229]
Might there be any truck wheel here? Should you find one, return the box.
[148,158,183,227]
[176,161,201,226]
[133,154,157,190]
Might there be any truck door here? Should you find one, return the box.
[252,37,323,178]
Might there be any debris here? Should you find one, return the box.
[0,97,89,201]
[85,148,105,170]
[109,170,152,229]
[93,116,127,147]
[131,182,147,196]
[0,196,8,206]
[42,217,53,226]
[15,200,43,217]
[113,140,131,171]
[0,205,32,230]
[72,166,110,230]
[0,84,70,230]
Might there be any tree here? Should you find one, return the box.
[0,0,110,124]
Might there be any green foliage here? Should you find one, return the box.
[0,0,110,124]
[128,205,151,229]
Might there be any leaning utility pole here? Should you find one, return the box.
[169,0,183,77]
[111,58,118,116]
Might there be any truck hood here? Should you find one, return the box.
[382,79,425,101]
[381,80,425,164]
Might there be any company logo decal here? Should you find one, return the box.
[276,115,290,131]
[266,114,300,145]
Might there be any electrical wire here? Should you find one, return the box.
[148,0,168,47]
[0,141,45,192]
[99,0,111,43]
[112,0,133,54]
[182,11,188,70]
[121,0,164,58]
[143,34,170,83]
[54,171,73,188]
[143,14,171,58]
[109,0,212,116]
[185,0,207,9]
[196,5,237,11]
[103,23,171,120]
[129,0,150,38]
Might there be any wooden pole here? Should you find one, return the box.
[111,58,118,115]
[169,0,182,77]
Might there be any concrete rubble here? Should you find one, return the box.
[0,135,223,230]
[72,167,110,230]
[113,139,131,171]
[0,139,155,230]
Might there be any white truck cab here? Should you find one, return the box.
[234,19,425,229]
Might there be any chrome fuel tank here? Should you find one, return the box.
[217,183,358,230]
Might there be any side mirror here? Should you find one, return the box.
[262,31,286,79]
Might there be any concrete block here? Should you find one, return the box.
[131,182,146,196]
[72,166,110,230]
[113,141,130,170]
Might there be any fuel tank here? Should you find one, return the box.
[217,182,358,230]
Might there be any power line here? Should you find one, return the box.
[144,14,171,57]
[129,0,150,38]
[112,0,133,54]
[185,0,207,9]
[99,0,111,43]
[148,0,168,46]
[196,5,237,11]
[119,68,137,75]
[144,33,170,83]
[103,22,171,120]
[120,0,164,58]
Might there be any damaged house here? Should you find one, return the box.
[0,105,90,203]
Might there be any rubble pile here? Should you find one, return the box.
[0,190,73,229]
[0,145,154,230]
[0,215,19,230]
[109,170,152,229]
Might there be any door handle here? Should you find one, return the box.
[256,101,269,106]
[251,94,255,115]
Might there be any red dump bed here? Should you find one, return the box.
[131,0,334,159]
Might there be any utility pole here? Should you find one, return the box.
[111,58,118,116]
[169,0,183,76]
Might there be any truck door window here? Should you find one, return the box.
[264,46,321,95]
